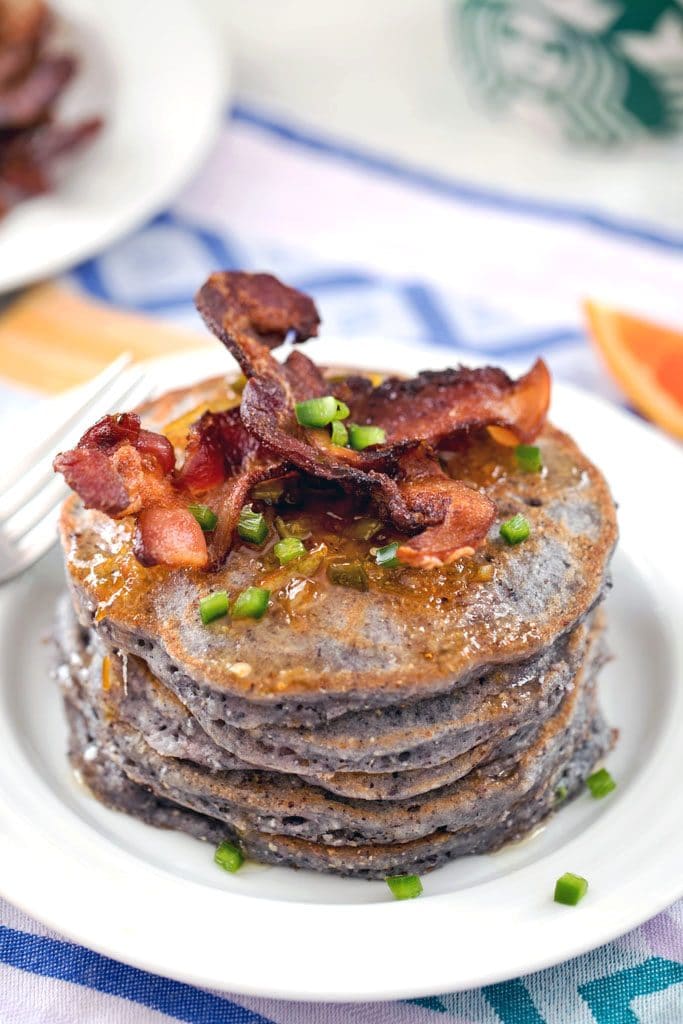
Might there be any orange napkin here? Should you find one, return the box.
[0,283,208,393]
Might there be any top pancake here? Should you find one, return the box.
[60,371,617,711]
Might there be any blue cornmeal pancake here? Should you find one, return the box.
[55,597,611,860]
[60,631,612,877]
[56,596,600,803]
[86,628,607,847]
[59,373,617,730]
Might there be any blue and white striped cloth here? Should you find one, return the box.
[2,104,682,1022]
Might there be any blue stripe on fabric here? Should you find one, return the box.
[407,995,450,1012]
[470,327,586,358]
[0,925,274,1024]
[280,268,582,356]
[231,104,683,254]
[72,211,242,309]
[482,978,545,1023]
[294,271,380,292]
[578,956,683,1024]
[71,205,241,305]
[176,214,240,270]
[74,253,109,302]
[400,282,462,349]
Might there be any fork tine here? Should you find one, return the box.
[0,365,147,523]
[1,354,131,489]
[119,369,154,417]
[2,476,66,543]
[0,497,65,584]
[2,370,154,541]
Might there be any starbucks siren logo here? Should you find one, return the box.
[458,0,683,143]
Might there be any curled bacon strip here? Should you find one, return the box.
[54,413,208,570]
[390,450,497,568]
[175,408,283,564]
[0,2,49,90]
[335,361,550,447]
[56,271,550,571]
[54,409,282,570]
[240,378,497,564]
[197,272,546,566]
[197,272,321,377]
[54,413,174,515]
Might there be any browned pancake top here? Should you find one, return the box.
[60,372,617,701]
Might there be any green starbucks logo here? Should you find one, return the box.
[457,0,683,143]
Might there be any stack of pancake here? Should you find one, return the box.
[54,373,618,879]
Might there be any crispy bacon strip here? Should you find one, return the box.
[53,448,130,515]
[0,54,75,128]
[0,43,34,89]
[0,117,102,217]
[197,271,321,375]
[391,450,496,568]
[242,376,496,566]
[196,271,548,566]
[0,2,49,89]
[0,0,48,49]
[197,273,411,474]
[54,414,174,515]
[134,508,207,570]
[54,413,209,569]
[54,409,283,570]
[0,2,102,220]
[174,408,283,564]
[56,272,550,571]
[335,361,550,447]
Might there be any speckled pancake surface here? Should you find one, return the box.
[60,373,617,720]
[55,593,614,872]
[62,673,614,879]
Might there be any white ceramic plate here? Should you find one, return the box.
[0,341,682,1002]
[0,0,225,294]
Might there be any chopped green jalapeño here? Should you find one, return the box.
[586,768,616,799]
[295,395,349,428]
[348,423,386,450]
[274,537,306,565]
[199,590,229,625]
[375,542,401,568]
[214,840,244,873]
[554,872,588,906]
[232,587,270,620]
[500,513,530,545]
[515,444,543,473]
[250,478,285,504]
[330,419,349,447]
[327,560,369,591]
[386,874,423,900]
[188,504,218,531]
[238,504,268,545]
[350,517,382,541]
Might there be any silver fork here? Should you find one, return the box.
[0,355,150,584]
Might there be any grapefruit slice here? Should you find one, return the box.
[584,300,683,440]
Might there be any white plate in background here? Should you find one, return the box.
[0,0,225,294]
